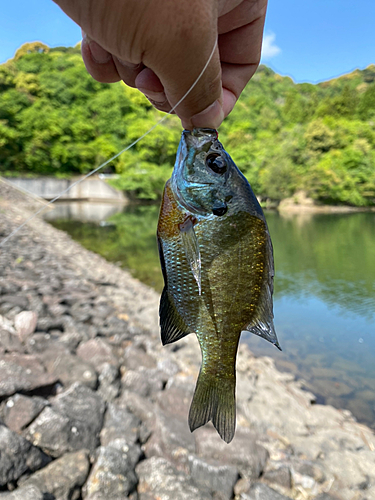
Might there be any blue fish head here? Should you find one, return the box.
[171,128,238,217]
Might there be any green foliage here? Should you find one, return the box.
[0,44,374,206]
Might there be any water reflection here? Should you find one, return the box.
[47,204,375,427]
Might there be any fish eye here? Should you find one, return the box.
[206,153,227,174]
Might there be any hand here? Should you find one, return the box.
[53,0,267,129]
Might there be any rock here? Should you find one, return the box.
[314,495,339,500]
[195,426,269,480]
[143,404,196,466]
[14,311,38,342]
[123,344,156,370]
[0,329,23,353]
[42,349,98,390]
[20,450,90,500]
[188,455,239,499]
[292,460,325,484]
[263,465,292,489]
[27,384,105,457]
[25,406,72,457]
[0,353,58,398]
[36,316,65,332]
[77,338,118,370]
[121,368,164,398]
[0,484,44,500]
[0,296,29,310]
[100,403,140,446]
[0,424,50,487]
[243,482,292,500]
[52,383,105,454]
[85,439,142,499]
[2,394,48,433]
[136,456,212,500]
[121,390,156,423]
[97,363,121,402]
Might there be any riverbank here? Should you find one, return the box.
[0,183,374,500]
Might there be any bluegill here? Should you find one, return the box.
[157,128,280,443]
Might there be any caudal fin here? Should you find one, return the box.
[188,370,236,443]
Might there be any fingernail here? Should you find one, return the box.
[137,88,167,104]
[191,99,224,129]
[87,39,111,64]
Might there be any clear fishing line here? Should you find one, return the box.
[0,41,218,248]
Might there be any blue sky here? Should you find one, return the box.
[1,0,374,83]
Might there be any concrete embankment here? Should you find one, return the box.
[0,182,374,500]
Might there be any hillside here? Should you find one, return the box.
[1,42,375,206]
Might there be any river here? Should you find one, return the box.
[46,203,375,428]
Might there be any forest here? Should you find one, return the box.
[1,42,375,206]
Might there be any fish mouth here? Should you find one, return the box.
[183,128,218,150]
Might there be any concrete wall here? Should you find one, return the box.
[6,176,125,202]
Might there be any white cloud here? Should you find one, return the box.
[261,33,281,60]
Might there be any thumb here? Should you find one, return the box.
[141,4,223,129]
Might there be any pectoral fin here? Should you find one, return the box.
[179,218,201,295]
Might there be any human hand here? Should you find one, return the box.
[53,0,267,129]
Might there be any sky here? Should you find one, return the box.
[0,0,374,84]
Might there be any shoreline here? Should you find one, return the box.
[1,183,375,500]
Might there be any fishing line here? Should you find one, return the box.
[0,40,218,248]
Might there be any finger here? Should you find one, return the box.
[81,35,121,83]
[218,0,267,34]
[112,58,145,88]
[135,68,169,108]
[221,62,258,115]
[142,1,223,129]
[218,16,266,65]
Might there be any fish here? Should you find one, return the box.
[157,128,281,443]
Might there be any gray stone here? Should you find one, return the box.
[136,456,212,500]
[292,460,325,483]
[21,450,90,500]
[14,311,38,342]
[100,403,140,446]
[0,330,22,353]
[263,465,292,489]
[0,296,29,310]
[0,425,50,487]
[85,439,142,499]
[123,345,156,370]
[2,394,48,433]
[314,495,339,500]
[195,426,269,479]
[188,455,239,499]
[0,484,44,500]
[52,383,106,454]
[26,406,72,457]
[77,338,118,370]
[243,482,292,500]
[97,363,121,402]
[42,350,98,390]
[120,390,156,423]
[27,384,105,457]
[0,353,58,397]
[121,368,164,398]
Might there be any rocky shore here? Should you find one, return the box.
[0,180,374,500]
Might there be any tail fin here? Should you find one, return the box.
[188,370,236,443]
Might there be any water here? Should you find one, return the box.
[47,203,375,428]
